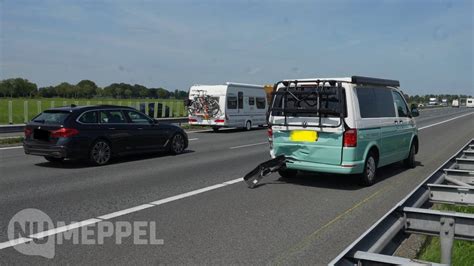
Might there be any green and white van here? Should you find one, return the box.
[267,76,419,186]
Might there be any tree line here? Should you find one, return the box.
[0,78,189,99]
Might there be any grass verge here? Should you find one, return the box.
[0,136,24,146]
[417,204,474,265]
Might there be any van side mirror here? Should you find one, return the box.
[410,104,419,117]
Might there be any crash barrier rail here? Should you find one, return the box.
[329,139,474,265]
[0,117,189,134]
[0,99,187,124]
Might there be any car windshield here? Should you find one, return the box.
[32,110,70,125]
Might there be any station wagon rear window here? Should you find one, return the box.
[32,110,70,125]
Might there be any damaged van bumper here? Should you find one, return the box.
[285,159,364,175]
[270,149,364,175]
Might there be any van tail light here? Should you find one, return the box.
[215,119,225,123]
[343,129,357,147]
[24,128,33,137]
[50,128,79,138]
[188,118,197,123]
[267,128,273,138]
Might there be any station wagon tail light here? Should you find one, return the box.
[215,119,225,123]
[343,129,357,147]
[50,128,79,138]
[24,128,33,137]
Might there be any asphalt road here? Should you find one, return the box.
[0,107,473,264]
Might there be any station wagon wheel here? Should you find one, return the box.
[89,140,111,165]
[359,152,377,186]
[170,134,185,155]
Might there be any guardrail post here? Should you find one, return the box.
[37,100,41,114]
[118,101,122,106]
[75,100,79,106]
[8,101,13,124]
[170,103,173,117]
[24,101,28,123]
[86,101,90,105]
[62,101,67,106]
[51,101,55,108]
[440,217,454,265]
[162,103,166,118]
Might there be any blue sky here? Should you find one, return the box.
[1,0,472,95]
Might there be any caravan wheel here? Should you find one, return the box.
[245,121,252,131]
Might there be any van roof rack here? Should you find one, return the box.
[351,76,400,87]
[281,76,400,88]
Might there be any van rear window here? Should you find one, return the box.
[271,86,346,118]
[32,111,70,125]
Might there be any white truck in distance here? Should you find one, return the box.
[467,98,474,108]
[428,97,438,106]
[187,82,268,131]
[452,99,459,107]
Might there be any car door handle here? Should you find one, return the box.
[137,127,143,130]
[108,127,116,130]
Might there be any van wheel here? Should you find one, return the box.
[212,126,219,132]
[359,152,377,186]
[245,121,252,131]
[404,143,416,169]
[89,140,112,165]
[278,168,298,178]
[44,156,64,163]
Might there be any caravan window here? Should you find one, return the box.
[238,92,243,109]
[249,97,255,106]
[227,96,237,109]
[256,97,266,109]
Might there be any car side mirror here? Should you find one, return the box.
[410,105,420,117]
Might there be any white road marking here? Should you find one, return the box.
[0,146,22,150]
[188,138,199,141]
[0,177,244,251]
[418,112,473,130]
[229,142,267,149]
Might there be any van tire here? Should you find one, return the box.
[245,121,252,131]
[359,152,377,186]
[278,168,298,178]
[212,126,219,132]
[404,143,416,169]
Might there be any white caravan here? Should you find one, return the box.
[187,82,268,131]
[467,98,474,108]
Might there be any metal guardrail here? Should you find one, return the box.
[0,117,189,133]
[330,139,474,266]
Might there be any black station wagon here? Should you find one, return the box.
[23,105,188,165]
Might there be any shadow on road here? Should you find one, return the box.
[34,150,195,169]
[255,161,424,190]
[196,127,266,134]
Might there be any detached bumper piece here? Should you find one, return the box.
[244,155,286,188]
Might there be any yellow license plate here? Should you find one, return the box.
[290,130,318,142]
